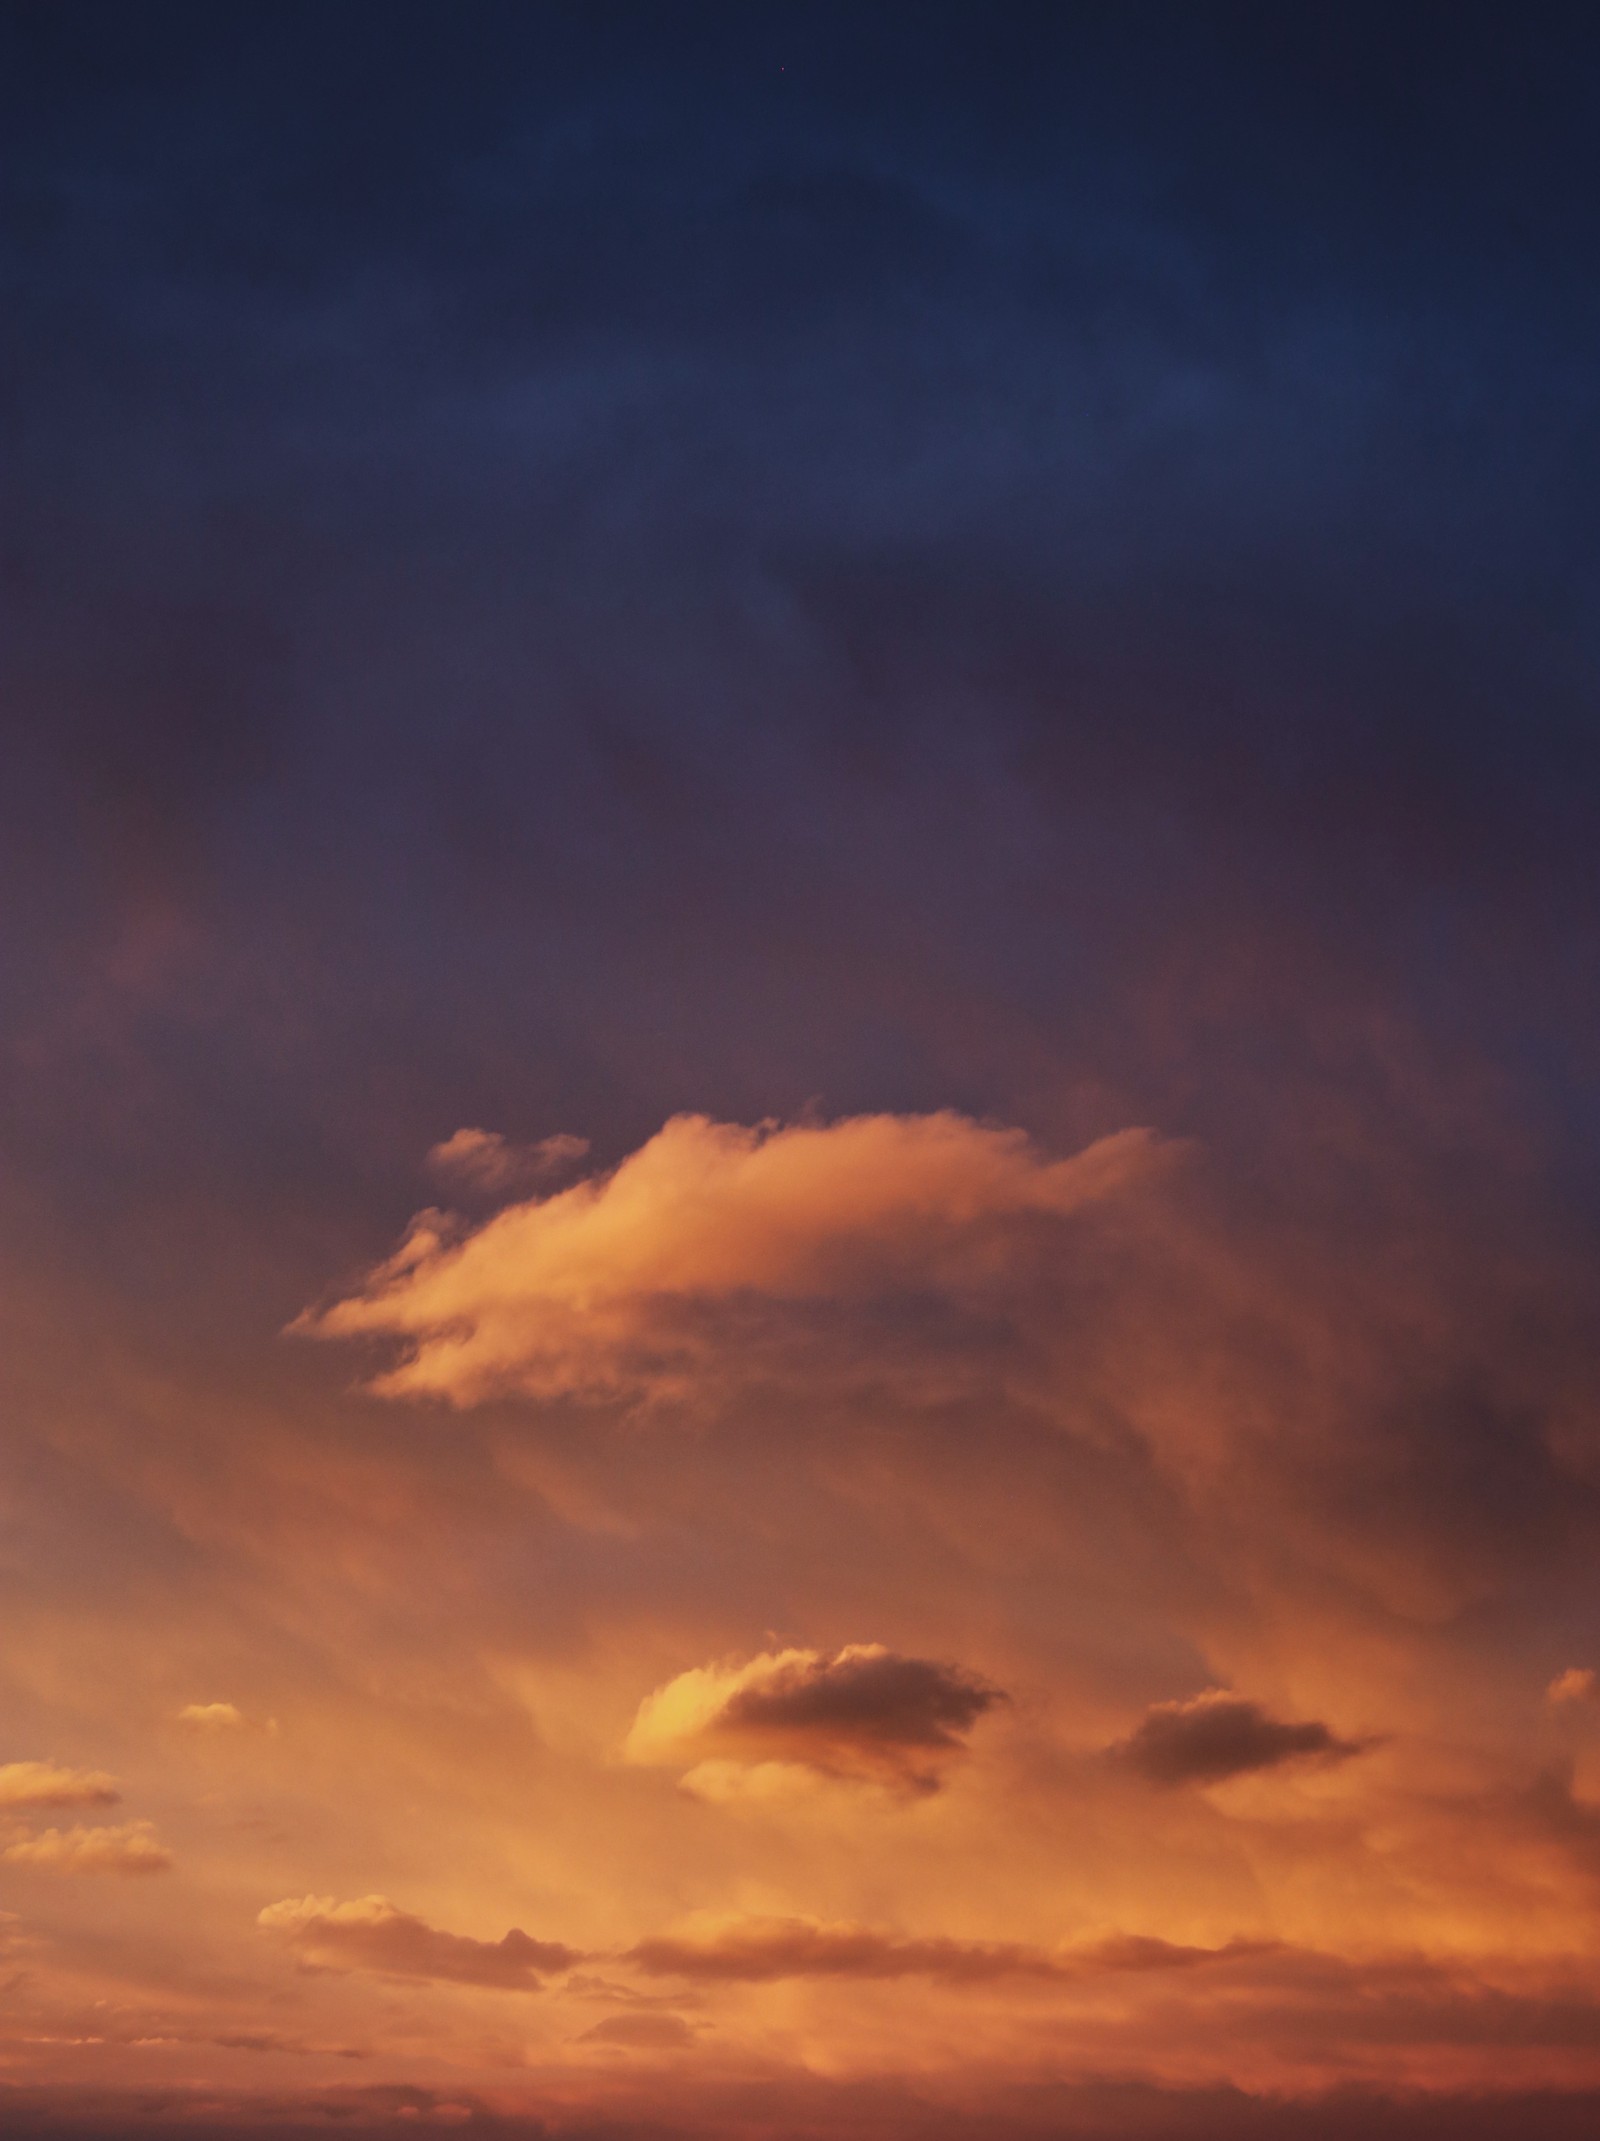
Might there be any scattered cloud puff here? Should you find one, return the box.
[0,1761,120,1810]
[1110,1691,1371,1787]
[1548,1669,1599,1706]
[257,1895,581,1989]
[426,1127,590,1196]
[625,1914,1261,1984]
[178,1701,245,1729]
[297,1112,1168,1406]
[2,1820,171,1873]
[625,1644,1004,1793]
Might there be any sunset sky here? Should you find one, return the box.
[7,7,1600,2137]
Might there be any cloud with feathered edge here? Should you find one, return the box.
[625,1644,1005,1795]
[294,1111,1171,1407]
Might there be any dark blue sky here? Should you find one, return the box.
[4,1,1600,1287]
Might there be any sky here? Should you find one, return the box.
[5,4,1600,2136]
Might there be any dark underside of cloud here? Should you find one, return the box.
[1110,1692,1371,1787]
[715,1648,1003,1755]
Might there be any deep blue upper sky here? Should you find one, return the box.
[3,3,1599,1303]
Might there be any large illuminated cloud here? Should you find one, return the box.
[295,1112,1170,1406]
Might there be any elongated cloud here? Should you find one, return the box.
[258,1895,580,1988]
[297,1112,1168,1405]
[0,1761,120,1810]
[2,1821,170,1873]
[625,1644,1004,1792]
[1111,1691,1370,1787]
[626,1915,1261,1983]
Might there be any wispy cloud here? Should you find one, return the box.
[257,1895,581,1988]
[426,1127,590,1196]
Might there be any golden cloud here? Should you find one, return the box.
[2,1821,171,1874]
[296,1112,1169,1406]
[178,1701,246,1729]
[0,1761,121,1811]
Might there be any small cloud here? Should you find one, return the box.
[2,1821,171,1874]
[0,1761,121,1811]
[1547,1668,1599,1706]
[581,2011,698,2049]
[426,1128,589,1196]
[178,1702,246,1730]
[258,1895,580,1989]
[1108,1690,1371,1787]
[625,1644,1004,1794]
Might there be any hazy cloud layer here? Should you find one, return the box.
[257,1896,580,1989]
[625,1915,1260,1984]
